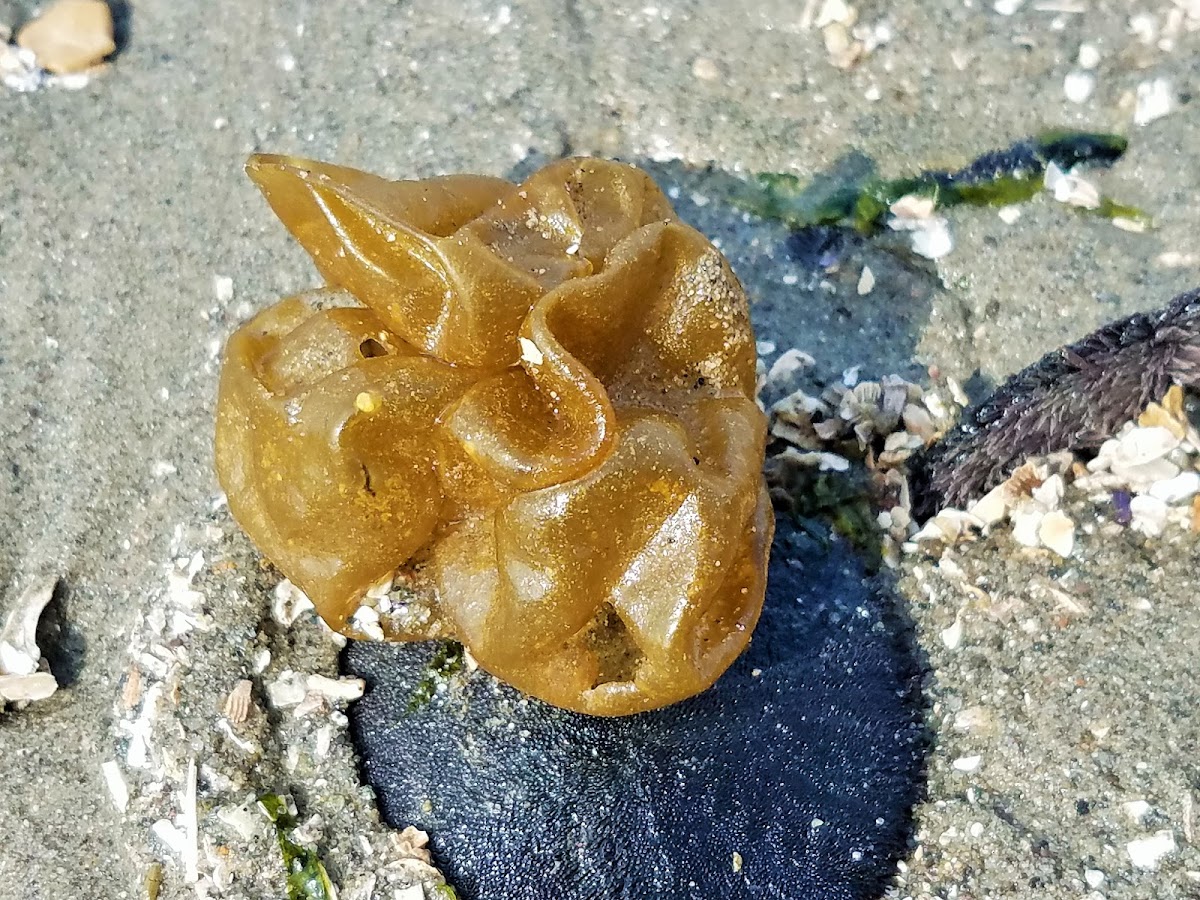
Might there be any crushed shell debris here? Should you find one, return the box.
[98,517,452,899]
[758,344,1198,564]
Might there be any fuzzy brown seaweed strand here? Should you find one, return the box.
[909,288,1200,519]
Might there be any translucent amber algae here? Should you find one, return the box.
[216,155,774,715]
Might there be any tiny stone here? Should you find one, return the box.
[1038,510,1075,558]
[910,219,953,260]
[16,0,115,74]
[1130,494,1169,536]
[392,824,433,862]
[857,265,875,295]
[518,336,544,366]
[889,194,935,220]
[953,706,995,733]
[1084,869,1105,889]
[252,647,271,674]
[1010,505,1045,547]
[691,56,720,81]
[997,205,1021,224]
[968,483,1009,526]
[940,618,963,650]
[814,0,853,28]
[1148,471,1199,503]
[271,579,314,627]
[1134,78,1174,126]
[213,275,234,303]
[1032,473,1064,508]
[1063,70,1094,103]
[1127,830,1176,869]
[351,604,386,641]
[315,724,333,759]
[1124,799,1151,823]
[266,670,307,708]
[1078,43,1100,69]
[952,754,981,772]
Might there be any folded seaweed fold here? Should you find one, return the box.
[216,156,773,716]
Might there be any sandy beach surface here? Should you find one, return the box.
[1,1,1197,898]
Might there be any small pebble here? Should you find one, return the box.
[1063,71,1094,103]
[1134,78,1174,126]
[814,0,854,28]
[306,673,366,702]
[691,56,720,81]
[101,760,130,813]
[1124,799,1151,823]
[213,275,234,303]
[952,755,982,773]
[1130,494,1169,537]
[1127,830,1177,870]
[271,580,314,628]
[1148,471,1199,503]
[1078,43,1100,69]
[266,671,307,709]
[910,218,953,260]
[16,0,115,74]
[997,205,1021,224]
[857,266,875,295]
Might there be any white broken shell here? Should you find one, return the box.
[0,671,58,703]
[0,578,57,677]
[0,578,60,705]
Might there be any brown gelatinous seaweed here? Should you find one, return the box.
[216,156,773,716]
[909,289,1200,519]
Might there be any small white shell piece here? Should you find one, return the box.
[0,578,60,705]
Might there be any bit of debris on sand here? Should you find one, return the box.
[1,0,113,91]
[16,0,114,74]
[0,578,60,706]
[103,519,452,899]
